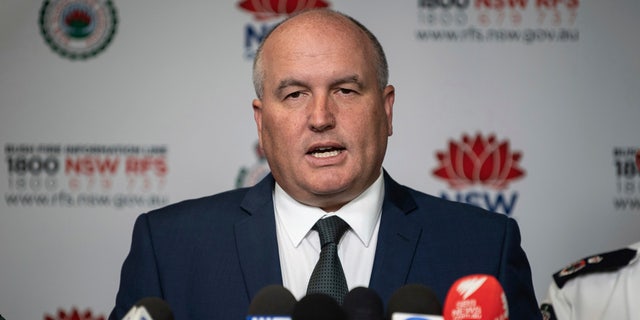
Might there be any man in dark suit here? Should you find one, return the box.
[110,9,541,319]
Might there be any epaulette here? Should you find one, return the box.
[553,247,637,289]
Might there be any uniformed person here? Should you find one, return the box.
[540,241,640,320]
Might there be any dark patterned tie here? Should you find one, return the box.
[306,215,350,305]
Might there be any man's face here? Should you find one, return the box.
[253,15,395,211]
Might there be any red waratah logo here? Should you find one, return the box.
[238,0,330,20]
[433,133,525,190]
[44,307,105,320]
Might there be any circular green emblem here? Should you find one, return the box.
[39,0,118,60]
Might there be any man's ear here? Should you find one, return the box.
[383,85,395,136]
[253,98,264,147]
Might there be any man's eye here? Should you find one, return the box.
[285,91,302,99]
[338,88,355,95]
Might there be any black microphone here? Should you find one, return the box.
[342,287,384,320]
[292,293,347,320]
[247,285,297,320]
[386,284,443,320]
[122,297,174,320]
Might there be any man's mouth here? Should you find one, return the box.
[308,146,345,158]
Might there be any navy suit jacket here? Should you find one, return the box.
[109,172,541,319]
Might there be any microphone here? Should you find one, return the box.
[292,293,347,320]
[442,274,508,320]
[122,297,174,320]
[386,284,443,320]
[247,285,297,320]
[342,287,384,320]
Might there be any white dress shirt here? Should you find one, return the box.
[273,172,384,300]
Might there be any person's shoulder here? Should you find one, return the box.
[163,187,250,210]
[398,181,508,223]
[383,171,508,222]
[551,242,640,289]
[144,186,253,222]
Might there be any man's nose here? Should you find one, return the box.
[308,94,336,132]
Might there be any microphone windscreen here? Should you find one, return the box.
[248,285,297,316]
[386,284,442,319]
[442,274,508,320]
[134,297,174,320]
[292,293,347,320]
[342,287,384,320]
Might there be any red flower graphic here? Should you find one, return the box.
[238,0,330,20]
[433,133,525,189]
[635,148,640,171]
[44,307,105,320]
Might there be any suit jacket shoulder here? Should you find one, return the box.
[372,172,541,319]
[110,176,281,320]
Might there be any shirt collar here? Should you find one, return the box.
[274,172,385,248]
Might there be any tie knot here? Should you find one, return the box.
[312,216,349,247]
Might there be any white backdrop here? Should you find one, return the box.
[1,1,639,319]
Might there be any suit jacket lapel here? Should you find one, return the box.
[235,174,283,299]
[369,172,422,302]
[233,172,422,302]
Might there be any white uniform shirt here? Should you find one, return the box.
[273,173,384,300]
[544,241,640,320]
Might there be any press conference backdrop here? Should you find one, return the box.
[1,1,638,319]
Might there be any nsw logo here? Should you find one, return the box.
[432,133,526,215]
[45,307,105,320]
[237,0,331,59]
[238,0,330,20]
